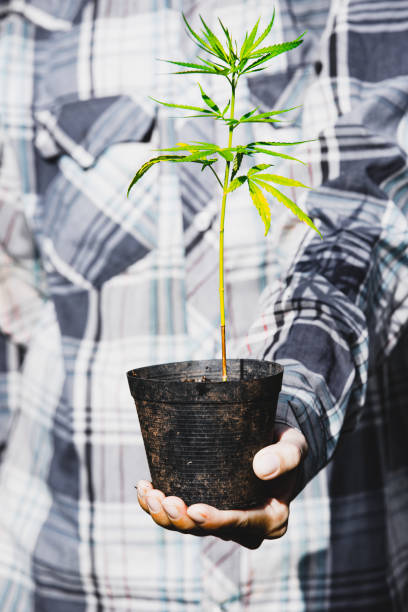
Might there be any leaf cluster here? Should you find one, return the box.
[150,89,300,129]
[152,12,305,131]
[127,13,321,239]
[165,11,304,83]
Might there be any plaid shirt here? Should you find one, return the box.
[1,0,408,610]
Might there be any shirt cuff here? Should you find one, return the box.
[275,389,328,496]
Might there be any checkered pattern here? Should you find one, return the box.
[1,0,408,609]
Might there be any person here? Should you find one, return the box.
[0,0,407,610]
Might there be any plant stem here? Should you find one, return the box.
[219,80,236,382]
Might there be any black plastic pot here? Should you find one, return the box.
[127,358,283,509]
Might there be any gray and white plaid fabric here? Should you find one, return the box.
[1,0,408,609]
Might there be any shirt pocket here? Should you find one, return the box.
[34,95,158,288]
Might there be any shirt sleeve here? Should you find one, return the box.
[245,126,408,495]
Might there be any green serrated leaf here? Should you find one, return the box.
[240,34,305,75]
[240,115,284,124]
[247,139,312,147]
[230,152,244,180]
[198,83,220,113]
[248,181,271,235]
[252,173,311,189]
[253,179,322,237]
[247,164,272,176]
[248,147,306,164]
[161,142,236,163]
[189,141,220,149]
[198,56,230,72]
[155,144,200,152]
[227,175,247,192]
[222,99,231,116]
[157,145,218,158]
[239,32,248,60]
[248,33,305,59]
[240,18,260,58]
[192,158,217,166]
[149,97,214,114]
[218,18,235,60]
[238,107,259,121]
[239,106,301,122]
[243,67,270,74]
[241,53,278,74]
[199,15,229,62]
[161,59,213,72]
[127,154,208,196]
[182,13,223,60]
[258,106,301,117]
[171,69,226,76]
[251,10,275,51]
[207,145,245,155]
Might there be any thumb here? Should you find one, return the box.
[253,427,307,480]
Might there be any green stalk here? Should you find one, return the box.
[220,80,236,382]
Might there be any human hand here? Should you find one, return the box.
[136,424,307,549]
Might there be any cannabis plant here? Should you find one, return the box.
[127,12,321,381]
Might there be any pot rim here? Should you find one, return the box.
[127,358,283,388]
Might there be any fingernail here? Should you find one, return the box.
[138,480,152,487]
[137,485,147,499]
[162,502,180,520]
[147,495,162,514]
[254,452,280,478]
[187,506,207,524]
[136,481,150,496]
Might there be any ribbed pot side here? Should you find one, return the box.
[127,359,283,510]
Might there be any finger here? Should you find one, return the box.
[233,512,288,548]
[232,533,265,550]
[264,520,288,540]
[253,427,307,481]
[275,425,308,453]
[161,496,201,532]
[264,499,289,539]
[136,480,153,513]
[145,490,174,529]
[186,498,289,540]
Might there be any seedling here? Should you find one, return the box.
[128,12,321,381]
